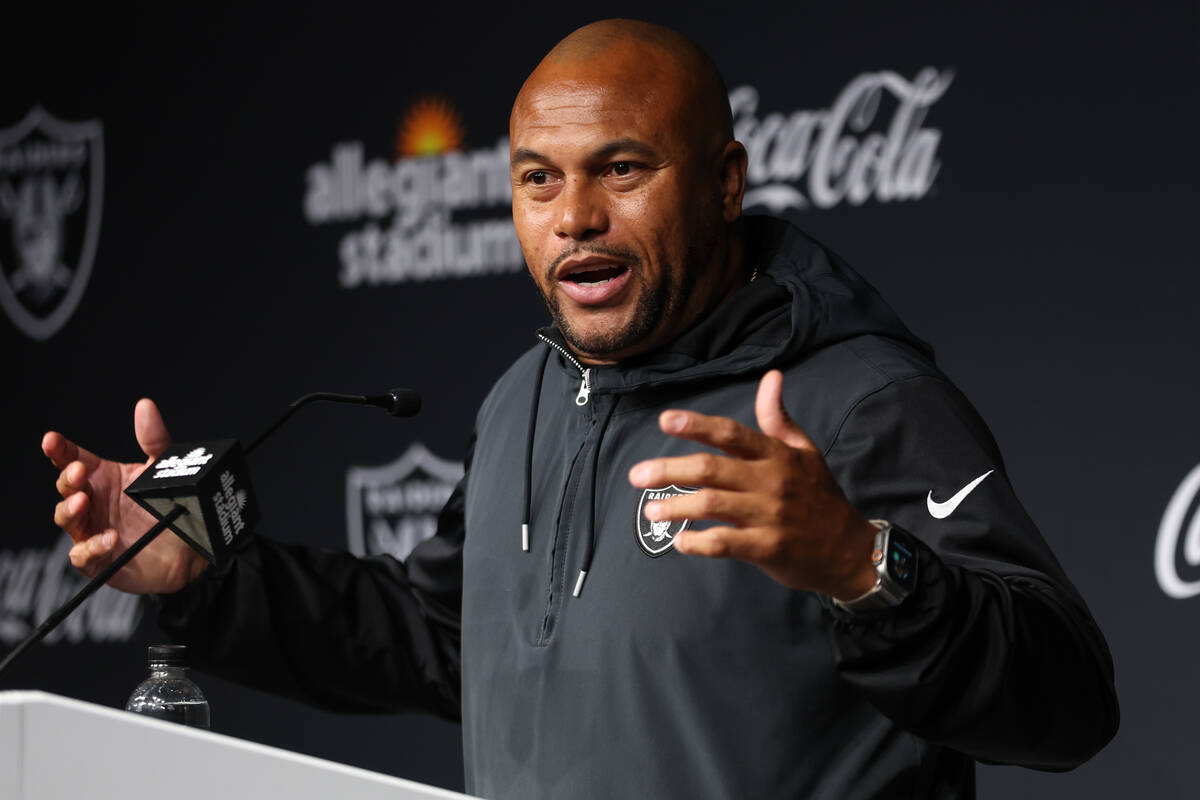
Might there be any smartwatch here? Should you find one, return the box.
[832,520,918,613]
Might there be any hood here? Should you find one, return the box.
[543,215,933,394]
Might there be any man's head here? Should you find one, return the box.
[509,19,748,364]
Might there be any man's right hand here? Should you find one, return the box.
[42,399,210,595]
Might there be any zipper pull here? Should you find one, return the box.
[576,369,591,406]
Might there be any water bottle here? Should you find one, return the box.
[125,644,211,729]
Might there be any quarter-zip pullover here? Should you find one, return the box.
[160,215,1118,799]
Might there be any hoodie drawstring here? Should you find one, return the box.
[521,347,551,552]
[573,396,619,598]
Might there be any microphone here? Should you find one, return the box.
[364,388,422,417]
[0,386,421,678]
[244,387,421,455]
[126,386,424,563]
[122,387,423,566]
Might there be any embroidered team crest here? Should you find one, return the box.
[0,107,104,341]
[636,485,698,557]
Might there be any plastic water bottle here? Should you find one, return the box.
[125,644,211,729]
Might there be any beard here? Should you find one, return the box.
[536,235,713,359]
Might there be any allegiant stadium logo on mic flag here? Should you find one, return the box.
[152,447,214,478]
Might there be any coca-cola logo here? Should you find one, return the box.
[0,538,142,645]
[733,67,954,213]
[1154,462,1200,599]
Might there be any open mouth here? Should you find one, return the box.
[562,264,629,286]
[555,259,634,305]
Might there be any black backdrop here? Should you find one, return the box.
[3,2,1197,796]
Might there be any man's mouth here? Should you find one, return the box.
[555,259,634,305]
[563,264,629,286]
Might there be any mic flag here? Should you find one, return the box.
[123,439,260,567]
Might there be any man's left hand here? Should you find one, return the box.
[628,369,879,600]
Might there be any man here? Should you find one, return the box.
[43,19,1117,799]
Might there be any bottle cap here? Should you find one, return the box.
[147,644,188,668]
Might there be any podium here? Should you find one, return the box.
[0,691,475,799]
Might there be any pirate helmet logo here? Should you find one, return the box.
[635,485,698,557]
[345,442,464,560]
[0,107,103,341]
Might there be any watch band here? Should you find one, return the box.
[832,520,914,613]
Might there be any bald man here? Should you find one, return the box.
[44,19,1116,799]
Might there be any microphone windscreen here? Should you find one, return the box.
[387,388,422,417]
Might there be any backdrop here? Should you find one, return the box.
[3,2,1197,797]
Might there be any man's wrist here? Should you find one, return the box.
[831,521,919,613]
[828,515,881,601]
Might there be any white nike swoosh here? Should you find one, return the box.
[926,470,994,519]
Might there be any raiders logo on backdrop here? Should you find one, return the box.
[345,442,464,560]
[0,107,103,341]
[636,485,699,557]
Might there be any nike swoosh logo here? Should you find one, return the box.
[926,470,994,519]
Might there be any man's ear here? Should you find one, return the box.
[719,140,748,223]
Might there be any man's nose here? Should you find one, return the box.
[553,178,608,240]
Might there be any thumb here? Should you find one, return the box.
[134,398,172,460]
[755,370,813,450]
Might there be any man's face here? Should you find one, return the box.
[510,59,730,364]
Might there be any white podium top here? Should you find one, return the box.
[0,690,475,800]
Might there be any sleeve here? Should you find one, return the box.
[820,375,1119,770]
[154,435,473,722]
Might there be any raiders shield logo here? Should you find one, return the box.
[0,107,104,341]
[636,485,698,557]
[345,442,464,560]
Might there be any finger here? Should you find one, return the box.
[54,491,91,541]
[656,409,771,459]
[673,525,777,562]
[755,370,815,451]
[55,460,87,499]
[630,452,755,492]
[88,530,119,557]
[68,542,93,573]
[68,531,118,576]
[42,431,101,472]
[134,398,172,460]
[642,488,763,526]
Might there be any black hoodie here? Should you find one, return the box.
[161,216,1118,799]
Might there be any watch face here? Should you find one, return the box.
[886,530,919,592]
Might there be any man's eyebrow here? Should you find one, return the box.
[510,139,662,171]
[590,138,659,162]
[510,148,547,169]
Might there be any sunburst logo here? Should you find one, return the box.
[395,96,466,158]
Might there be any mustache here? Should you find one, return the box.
[545,244,641,283]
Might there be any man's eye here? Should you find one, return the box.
[527,171,551,185]
[609,162,636,177]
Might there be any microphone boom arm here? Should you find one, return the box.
[245,388,419,455]
[246,392,370,456]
